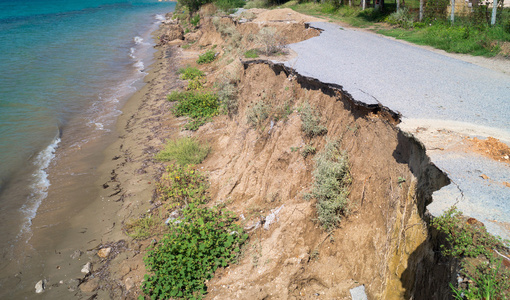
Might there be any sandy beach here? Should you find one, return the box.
[3,20,186,299]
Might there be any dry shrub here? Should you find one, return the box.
[256,26,286,55]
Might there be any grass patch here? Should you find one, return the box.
[168,90,219,130]
[378,23,507,56]
[289,2,510,57]
[141,164,248,299]
[244,49,259,58]
[178,66,204,80]
[310,139,351,230]
[142,204,248,299]
[155,137,210,166]
[432,207,510,299]
[299,101,328,138]
[124,214,167,240]
[197,50,217,64]
[157,164,209,208]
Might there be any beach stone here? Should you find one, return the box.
[81,262,91,274]
[70,250,82,259]
[80,278,99,293]
[35,279,46,293]
[98,247,111,258]
[67,279,80,292]
[120,264,131,276]
[350,285,368,300]
[125,277,134,291]
[184,31,202,43]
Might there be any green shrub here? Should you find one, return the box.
[168,90,219,130]
[157,164,209,207]
[197,50,217,64]
[178,66,204,80]
[247,100,270,128]
[299,102,328,138]
[311,139,351,230]
[386,7,414,29]
[155,137,210,166]
[432,207,507,258]
[142,204,248,299]
[190,14,200,27]
[214,0,246,11]
[244,0,268,8]
[433,207,510,299]
[244,49,259,58]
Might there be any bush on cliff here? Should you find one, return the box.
[168,90,219,130]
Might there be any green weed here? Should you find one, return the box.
[197,50,217,64]
[125,214,167,240]
[168,90,219,130]
[157,164,209,208]
[299,102,328,138]
[244,49,259,58]
[433,207,510,299]
[155,137,210,166]
[142,164,248,299]
[178,66,204,80]
[301,144,316,158]
[310,139,351,230]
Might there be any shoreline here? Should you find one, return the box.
[3,17,182,299]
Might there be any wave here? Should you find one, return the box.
[18,134,61,237]
[154,14,166,22]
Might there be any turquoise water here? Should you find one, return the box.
[0,0,175,293]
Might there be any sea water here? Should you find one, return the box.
[0,0,175,295]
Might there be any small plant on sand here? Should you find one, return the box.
[310,139,351,230]
[197,50,217,64]
[168,90,219,130]
[301,144,316,158]
[157,164,209,207]
[155,137,210,166]
[124,214,167,240]
[432,207,510,299]
[244,49,259,58]
[178,66,204,80]
[299,102,328,138]
[142,205,248,299]
[256,27,286,56]
[142,164,248,299]
[247,100,270,128]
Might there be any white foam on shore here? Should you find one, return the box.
[18,135,61,237]
[154,14,166,22]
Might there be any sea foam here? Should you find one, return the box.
[19,135,61,236]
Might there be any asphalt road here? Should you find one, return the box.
[284,22,510,239]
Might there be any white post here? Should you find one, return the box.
[362,0,366,10]
[419,0,424,21]
[491,0,498,25]
[450,0,455,24]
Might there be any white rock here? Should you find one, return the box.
[35,279,46,294]
[98,247,111,258]
[81,262,91,274]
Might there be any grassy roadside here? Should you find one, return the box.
[275,1,510,57]
[432,207,510,299]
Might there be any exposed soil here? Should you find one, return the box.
[71,7,459,300]
[467,136,510,165]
